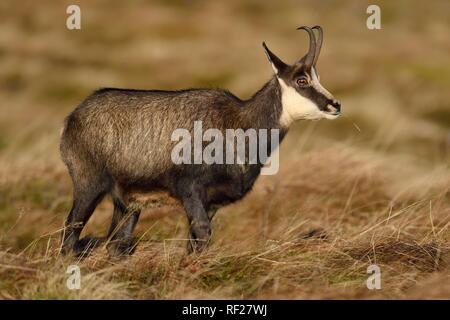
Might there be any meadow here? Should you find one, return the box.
[0,0,449,299]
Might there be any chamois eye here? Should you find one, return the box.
[296,78,308,86]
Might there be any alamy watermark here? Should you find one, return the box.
[66,265,81,290]
[66,5,81,30]
[366,5,381,30]
[171,121,280,175]
[366,264,381,290]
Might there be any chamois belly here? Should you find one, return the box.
[205,165,261,206]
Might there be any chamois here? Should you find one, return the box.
[60,26,341,257]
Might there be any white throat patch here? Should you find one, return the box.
[277,67,339,127]
[278,78,324,127]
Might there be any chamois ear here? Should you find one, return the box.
[262,42,288,75]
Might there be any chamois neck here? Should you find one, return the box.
[242,77,286,133]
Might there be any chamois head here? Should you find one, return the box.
[263,26,341,125]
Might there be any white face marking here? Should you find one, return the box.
[278,68,340,127]
[278,78,324,127]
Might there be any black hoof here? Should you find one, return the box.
[107,237,137,258]
[187,223,211,254]
[71,236,105,258]
[186,235,210,254]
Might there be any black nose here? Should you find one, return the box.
[330,100,341,112]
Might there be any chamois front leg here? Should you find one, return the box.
[207,204,222,221]
[179,184,211,254]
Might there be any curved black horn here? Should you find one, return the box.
[312,25,323,67]
[297,26,316,69]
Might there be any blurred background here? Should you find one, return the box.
[0,0,449,299]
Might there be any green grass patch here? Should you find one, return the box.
[0,177,71,214]
[197,255,266,296]
[409,63,450,86]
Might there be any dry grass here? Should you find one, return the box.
[0,0,449,299]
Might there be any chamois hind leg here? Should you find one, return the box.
[106,189,141,257]
[177,181,211,254]
[61,171,110,257]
